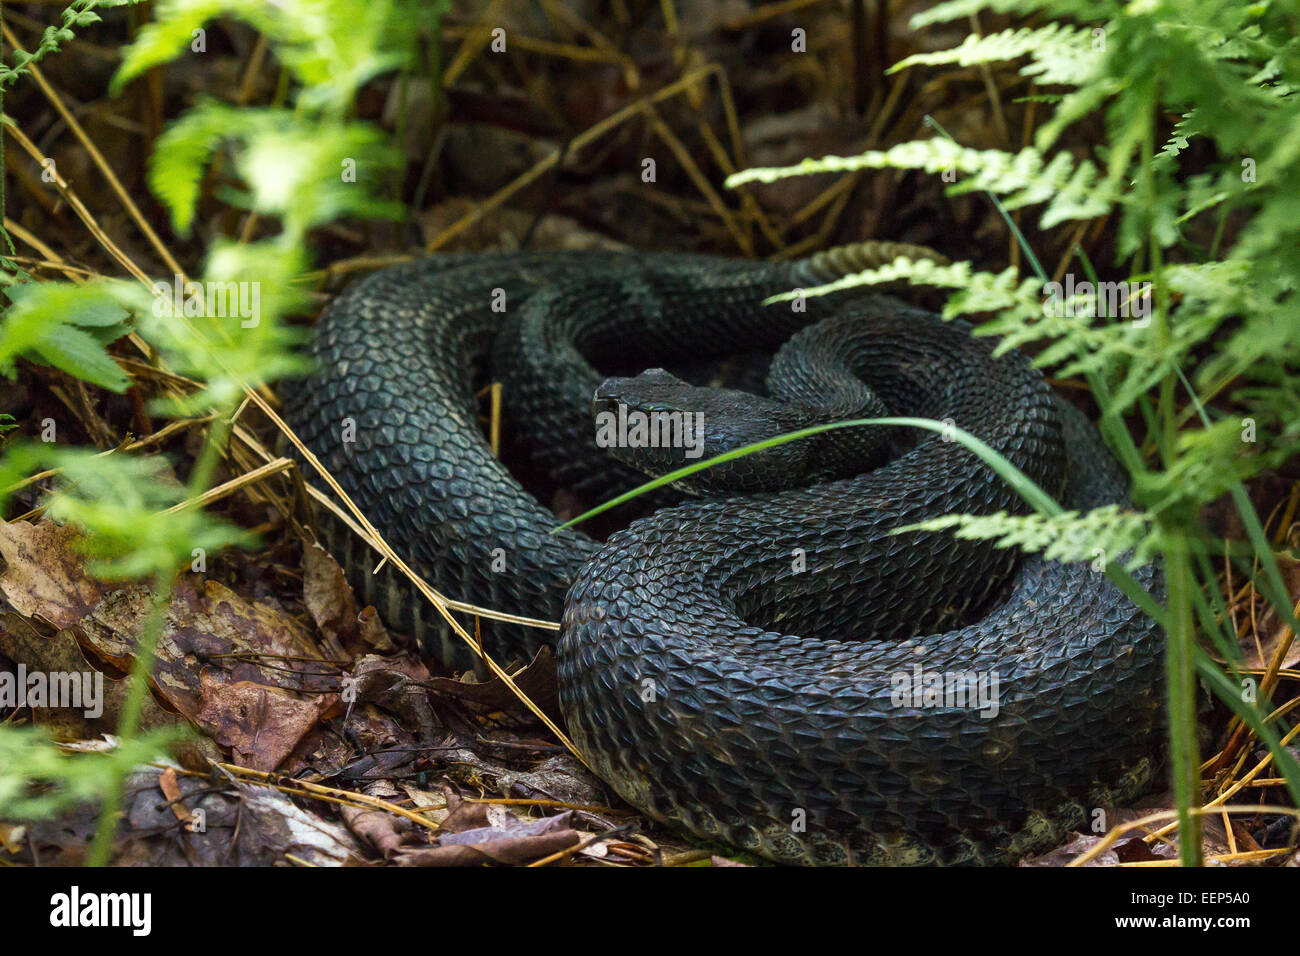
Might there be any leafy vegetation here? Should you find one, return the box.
[726,0,1300,865]
[0,0,443,864]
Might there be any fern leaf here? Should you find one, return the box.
[909,0,1121,30]
[727,139,1117,229]
[890,24,1103,87]
[898,504,1157,570]
[148,100,247,235]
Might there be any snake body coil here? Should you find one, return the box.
[285,249,1164,865]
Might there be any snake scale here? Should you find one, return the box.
[283,247,1164,865]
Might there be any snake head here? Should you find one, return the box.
[592,369,815,494]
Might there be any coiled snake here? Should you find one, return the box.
[284,247,1164,865]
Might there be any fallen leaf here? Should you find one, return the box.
[0,521,106,627]
[303,544,393,653]
[0,612,187,742]
[348,653,438,738]
[396,809,579,866]
[425,645,561,723]
[340,781,417,857]
[78,578,333,721]
[157,767,194,826]
[194,673,335,771]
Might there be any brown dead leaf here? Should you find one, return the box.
[426,644,561,723]
[281,699,416,781]
[101,768,363,866]
[303,544,393,653]
[0,612,188,740]
[437,788,492,833]
[340,781,416,858]
[1113,835,1164,863]
[194,672,335,771]
[396,809,579,866]
[0,520,336,748]
[348,653,438,738]
[68,577,335,728]
[156,767,195,827]
[0,521,106,627]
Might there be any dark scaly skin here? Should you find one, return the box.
[283,251,845,668]
[562,310,1165,864]
[284,249,1165,865]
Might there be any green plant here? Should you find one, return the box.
[718,0,1300,865]
[0,0,445,864]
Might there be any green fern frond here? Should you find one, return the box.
[909,0,1122,30]
[1159,112,1199,162]
[1247,52,1298,97]
[727,139,1117,229]
[112,0,418,113]
[149,103,401,237]
[0,1,140,89]
[146,99,243,236]
[763,256,988,304]
[890,23,1103,87]
[1164,260,1249,307]
[761,255,1166,392]
[1136,418,1280,515]
[897,504,1157,570]
[1034,78,1122,148]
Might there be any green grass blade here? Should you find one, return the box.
[1173,364,1300,636]
[923,115,1047,282]
[554,415,1167,625]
